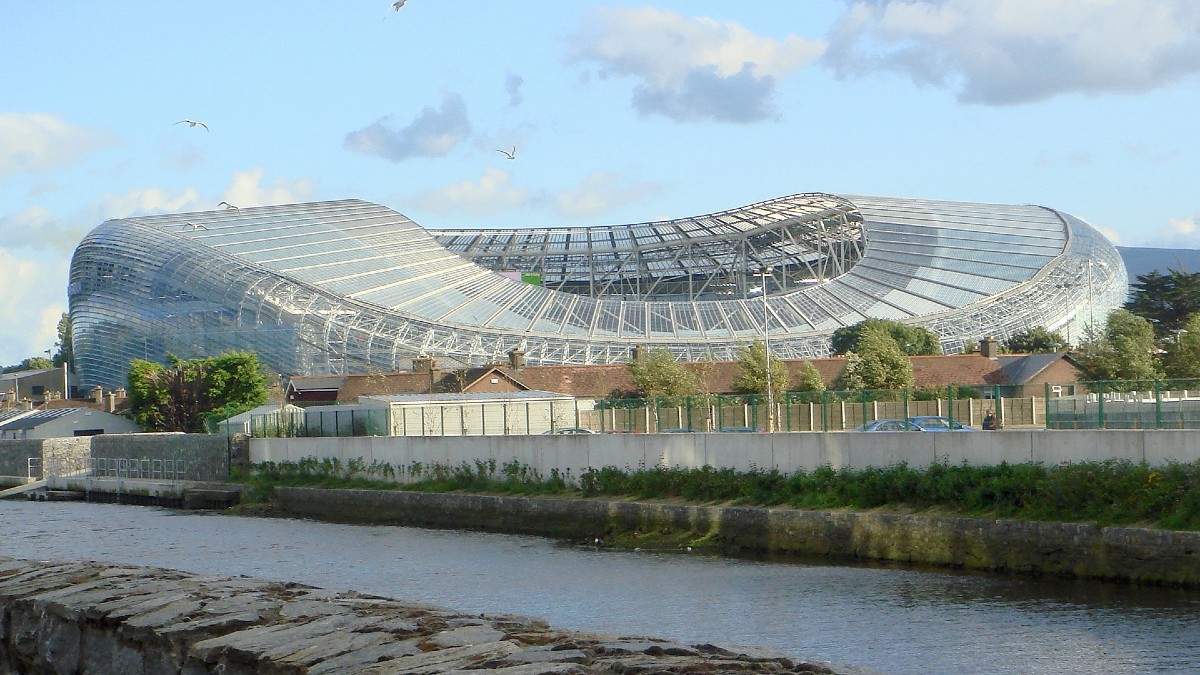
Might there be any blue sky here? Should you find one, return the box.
[2,0,1199,366]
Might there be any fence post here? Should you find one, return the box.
[903,388,910,422]
[946,385,954,425]
[1097,381,1106,429]
[822,390,830,432]
[1155,379,1163,429]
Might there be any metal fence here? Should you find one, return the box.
[238,380,1200,436]
[596,385,1027,432]
[34,456,188,481]
[1045,379,1200,429]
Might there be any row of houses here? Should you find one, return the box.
[285,345,1087,405]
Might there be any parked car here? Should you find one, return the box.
[908,416,976,431]
[543,427,598,435]
[718,426,765,433]
[603,428,643,434]
[660,427,699,433]
[852,419,924,432]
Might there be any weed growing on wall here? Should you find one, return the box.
[232,457,1200,530]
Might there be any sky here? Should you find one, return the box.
[2,0,1199,367]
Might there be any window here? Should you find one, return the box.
[31,385,45,396]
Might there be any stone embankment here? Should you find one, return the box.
[0,557,847,674]
[274,488,1200,587]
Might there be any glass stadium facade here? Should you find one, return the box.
[69,194,1127,389]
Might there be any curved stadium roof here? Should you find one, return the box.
[69,194,1127,389]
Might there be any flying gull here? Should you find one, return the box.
[496,145,516,160]
[175,119,209,131]
[218,201,239,210]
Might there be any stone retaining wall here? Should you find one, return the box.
[275,488,1200,587]
[0,557,843,674]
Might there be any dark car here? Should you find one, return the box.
[909,416,976,431]
[718,426,765,433]
[542,427,598,435]
[660,427,699,433]
[852,419,924,432]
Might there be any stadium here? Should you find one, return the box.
[68,194,1127,389]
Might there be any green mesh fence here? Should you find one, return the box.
[1045,379,1200,429]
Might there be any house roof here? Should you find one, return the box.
[363,390,575,404]
[0,407,79,431]
[995,351,1075,386]
[283,352,1085,401]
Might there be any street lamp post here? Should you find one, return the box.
[756,267,775,432]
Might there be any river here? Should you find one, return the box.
[2,500,1197,674]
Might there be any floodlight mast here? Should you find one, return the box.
[757,266,775,432]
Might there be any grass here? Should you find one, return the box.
[229,457,1200,531]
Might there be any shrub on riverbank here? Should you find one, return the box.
[232,458,1200,531]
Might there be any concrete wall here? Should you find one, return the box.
[91,434,237,481]
[1,434,235,482]
[0,440,43,479]
[275,488,1200,586]
[251,429,1200,479]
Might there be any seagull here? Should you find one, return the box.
[175,119,209,131]
[496,145,516,160]
[392,0,407,9]
[218,201,239,210]
[182,223,209,231]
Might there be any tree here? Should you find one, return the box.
[1161,313,1200,380]
[1126,269,1200,338]
[128,351,269,432]
[830,318,940,356]
[796,361,825,393]
[833,326,914,390]
[1003,327,1068,353]
[1084,309,1160,382]
[732,340,789,400]
[2,356,53,373]
[53,313,73,370]
[628,348,697,401]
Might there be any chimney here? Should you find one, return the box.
[413,356,439,393]
[114,387,126,398]
[106,391,117,413]
[22,398,33,410]
[91,385,104,404]
[980,336,999,358]
[508,348,525,369]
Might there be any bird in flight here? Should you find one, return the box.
[175,119,209,131]
[496,146,516,160]
[181,223,209,231]
[218,201,239,210]
[392,0,407,10]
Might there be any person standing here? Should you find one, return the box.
[983,408,998,430]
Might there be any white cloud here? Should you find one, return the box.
[0,206,88,253]
[409,167,529,216]
[344,93,472,161]
[554,172,661,219]
[223,168,315,208]
[822,0,1200,105]
[0,112,116,178]
[98,186,202,220]
[569,7,824,123]
[0,248,68,367]
[505,73,524,107]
